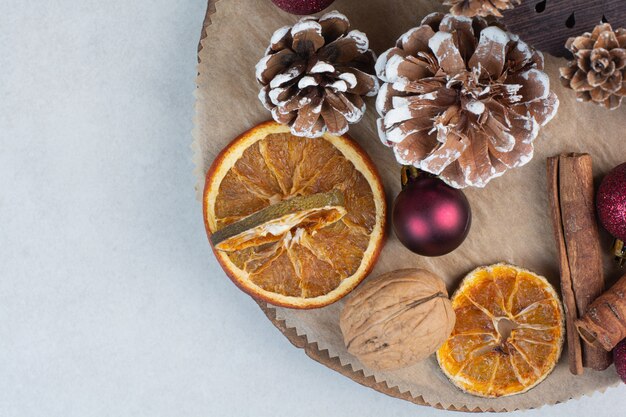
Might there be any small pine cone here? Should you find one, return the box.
[255,11,379,138]
[375,13,558,189]
[560,23,626,110]
[445,0,520,18]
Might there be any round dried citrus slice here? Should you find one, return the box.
[203,121,386,309]
[437,264,564,398]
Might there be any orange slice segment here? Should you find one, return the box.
[203,121,386,309]
[437,264,564,398]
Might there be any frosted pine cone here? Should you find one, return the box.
[560,23,626,110]
[376,13,558,188]
[445,0,520,18]
[256,11,378,138]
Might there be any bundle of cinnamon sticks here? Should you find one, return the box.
[547,153,612,374]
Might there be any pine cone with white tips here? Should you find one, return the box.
[376,13,558,188]
[256,11,379,138]
[445,0,520,17]
[560,23,626,110]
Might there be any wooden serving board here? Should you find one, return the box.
[195,2,426,407]
[196,2,447,409]
[194,0,626,412]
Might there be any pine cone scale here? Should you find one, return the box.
[319,12,350,43]
[588,69,608,88]
[440,161,465,188]
[387,118,437,143]
[576,50,592,72]
[606,95,623,109]
[270,65,305,90]
[256,50,296,85]
[508,69,550,103]
[508,114,537,145]
[527,92,559,126]
[268,85,295,107]
[591,86,611,102]
[487,134,533,169]
[318,32,366,64]
[568,36,594,53]
[456,132,493,186]
[429,32,467,76]
[272,106,294,125]
[392,131,439,165]
[421,132,468,175]
[604,72,623,94]
[484,114,515,152]
[325,90,362,123]
[594,27,620,50]
[267,29,291,54]
[400,26,437,57]
[611,49,626,70]
[291,20,325,55]
[292,98,323,136]
[569,70,592,91]
[468,27,508,77]
[337,67,378,96]
[321,101,348,134]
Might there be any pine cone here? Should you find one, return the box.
[255,11,378,138]
[560,23,626,110]
[376,13,558,188]
[445,0,520,18]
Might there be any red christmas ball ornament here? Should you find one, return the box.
[392,167,471,257]
[596,162,626,264]
[270,0,335,15]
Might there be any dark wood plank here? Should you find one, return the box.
[502,0,626,57]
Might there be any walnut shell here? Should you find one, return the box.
[339,269,455,371]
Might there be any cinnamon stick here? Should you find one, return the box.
[547,156,582,375]
[576,273,626,351]
[546,154,611,373]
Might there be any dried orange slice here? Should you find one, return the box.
[203,121,386,309]
[437,264,564,398]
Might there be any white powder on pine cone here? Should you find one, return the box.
[347,30,369,53]
[310,61,335,74]
[291,19,322,37]
[270,26,290,46]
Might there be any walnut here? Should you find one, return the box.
[339,269,455,371]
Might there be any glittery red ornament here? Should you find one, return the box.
[270,0,335,15]
[597,163,626,242]
[392,167,471,257]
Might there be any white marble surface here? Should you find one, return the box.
[1,0,624,416]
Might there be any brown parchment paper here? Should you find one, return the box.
[193,0,626,411]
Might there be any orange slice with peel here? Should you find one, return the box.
[437,264,564,398]
[203,121,386,309]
